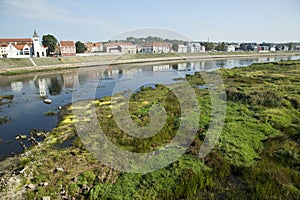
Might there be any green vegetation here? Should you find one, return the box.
[1,59,300,199]
[0,116,10,126]
[42,34,60,56]
[0,95,14,105]
[43,111,56,117]
[75,41,87,53]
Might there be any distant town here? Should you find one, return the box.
[0,30,300,58]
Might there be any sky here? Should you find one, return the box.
[0,0,300,43]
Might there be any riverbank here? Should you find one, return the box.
[1,51,300,75]
[1,59,300,199]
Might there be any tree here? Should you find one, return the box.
[288,42,294,51]
[42,34,59,56]
[75,41,87,53]
[215,42,226,51]
[203,42,215,51]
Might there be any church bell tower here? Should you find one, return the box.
[32,30,41,57]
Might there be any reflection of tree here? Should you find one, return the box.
[48,77,63,96]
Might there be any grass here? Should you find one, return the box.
[1,51,299,74]
[1,59,300,199]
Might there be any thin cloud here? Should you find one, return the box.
[1,0,70,21]
[1,0,121,33]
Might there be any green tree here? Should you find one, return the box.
[216,42,226,51]
[75,41,87,53]
[203,42,215,51]
[42,34,59,56]
[288,42,294,51]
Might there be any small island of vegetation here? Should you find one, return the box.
[0,59,300,199]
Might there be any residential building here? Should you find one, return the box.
[85,42,104,53]
[105,42,121,54]
[187,44,195,53]
[104,42,137,54]
[173,44,188,53]
[226,45,236,52]
[187,43,205,53]
[0,30,47,58]
[119,43,137,54]
[142,42,170,54]
[60,41,76,56]
[270,46,276,52]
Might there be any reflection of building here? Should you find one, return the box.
[63,73,79,88]
[153,65,171,72]
[11,82,23,92]
[193,61,205,70]
[38,79,47,97]
[177,63,187,71]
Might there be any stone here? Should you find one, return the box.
[55,167,64,172]
[39,182,49,187]
[15,135,27,140]
[26,183,35,189]
[42,197,51,200]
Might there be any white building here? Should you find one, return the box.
[142,42,170,54]
[187,43,205,53]
[173,44,188,53]
[32,30,47,57]
[105,42,137,54]
[270,46,276,52]
[0,30,47,58]
[226,45,236,52]
[119,43,137,54]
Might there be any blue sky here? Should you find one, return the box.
[0,0,300,43]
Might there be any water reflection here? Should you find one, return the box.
[0,55,299,159]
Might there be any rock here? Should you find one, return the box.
[39,182,49,187]
[58,106,62,110]
[55,167,64,172]
[42,197,51,200]
[19,167,27,174]
[29,136,39,145]
[36,132,45,137]
[26,183,36,189]
[15,135,27,140]
[60,188,66,195]
[19,141,26,150]
[80,184,90,193]
[43,99,52,104]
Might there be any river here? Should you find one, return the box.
[0,55,299,160]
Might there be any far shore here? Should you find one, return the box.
[1,52,300,76]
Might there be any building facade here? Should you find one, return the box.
[60,41,76,56]
[142,42,170,54]
[0,30,47,58]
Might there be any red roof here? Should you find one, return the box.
[14,44,25,50]
[0,38,32,44]
[143,42,170,47]
[60,41,75,47]
[105,42,135,47]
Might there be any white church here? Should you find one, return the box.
[0,30,47,58]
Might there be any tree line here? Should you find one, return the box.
[42,34,86,56]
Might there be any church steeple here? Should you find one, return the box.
[33,30,39,38]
